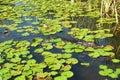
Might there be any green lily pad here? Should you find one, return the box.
[4,63,16,68]
[74,48,83,53]
[32,22,39,25]
[11,70,22,76]
[3,73,12,80]
[115,68,120,74]
[85,47,95,51]
[14,75,25,80]
[44,57,58,65]
[36,72,48,78]
[25,18,33,21]
[10,57,21,63]
[66,58,78,64]
[61,71,74,78]
[108,73,118,79]
[27,59,36,64]
[80,62,90,67]
[23,65,30,71]
[31,42,39,47]
[99,70,108,76]
[112,59,120,63]
[63,43,75,49]
[99,65,108,69]
[22,32,30,36]
[27,54,33,59]
[50,71,58,76]
[22,70,33,76]
[103,45,113,51]
[61,65,71,71]
[0,58,4,64]
[38,63,47,68]
[50,38,62,43]
[41,51,52,56]
[45,44,53,50]
[34,48,44,53]
[32,38,43,42]
[54,76,67,80]
[62,54,72,58]
[104,69,113,74]
[88,53,100,58]
[49,63,62,70]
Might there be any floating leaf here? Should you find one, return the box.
[85,47,95,51]
[15,75,25,80]
[74,48,83,53]
[99,65,108,69]
[88,53,100,58]
[62,54,72,58]
[22,32,30,36]
[49,63,61,70]
[108,73,118,79]
[99,70,108,76]
[103,45,113,51]
[115,68,120,75]
[61,71,74,78]
[54,76,67,80]
[66,58,78,64]
[34,48,44,53]
[80,62,90,67]
[11,70,21,76]
[61,65,71,71]
[50,71,58,76]
[36,72,48,78]
[112,59,120,63]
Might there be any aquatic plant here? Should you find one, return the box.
[86,45,114,58]
[61,71,74,78]
[68,28,113,42]
[80,62,90,67]
[99,65,120,79]
[112,59,120,63]
[54,76,67,80]
[0,0,120,80]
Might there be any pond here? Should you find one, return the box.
[0,0,120,80]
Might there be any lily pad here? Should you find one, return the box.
[61,65,71,71]
[62,54,72,58]
[22,32,30,36]
[80,62,90,67]
[108,73,118,79]
[66,58,78,64]
[99,70,108,76]
[61,71,74,78]
[14,75,25,80]
[99,65,108,69]
[34,48,44,53]
[54,76,67,80]
[112,59,120,63]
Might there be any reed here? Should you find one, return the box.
[100,0,119,24]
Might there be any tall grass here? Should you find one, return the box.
[100,0,119,23]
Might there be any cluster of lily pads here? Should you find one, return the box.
[0,0,120,80]
[99,65,120,79]
[0,36,119,80]
[68,28,113,42]
[0,39,79,80]
[85,46,115,58]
